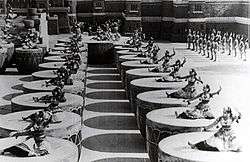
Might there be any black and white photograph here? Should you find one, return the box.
[0,0,249,161]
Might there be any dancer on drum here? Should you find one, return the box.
[140,44,160,64]
[155,58,186,82]
[149,48,175,72]
[176,84,221,119]
[23,100,62,124]
[188,107,241,152]
[1,109,52,157]
[166,69,203,99]
[33,86,66,103]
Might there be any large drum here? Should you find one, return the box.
[23,80,84,95]
[44,56,66,62]
[120,61,159,89]
[32,70,85,82]
[55,43,70,48]
[87,41,113,64]
[0,137,78,162]
[0,110,82,160]
[116,50,142,72]
[130,77,185,113]
[146,107,214,162]
[15,48,43,74]
[57,38,71,44]
[136,90,187,137]
[52,47,67,52]
[39,62,65,70]
[11,92,83,114]
[125,68,168,99]
[158,132,243,162]
[32,70,57,80]
[48,51,67,56]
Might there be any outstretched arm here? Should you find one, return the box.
[210,86,222,97]
[186,93,203,103]
[204,117,221,130]
[195,76,203,84]
[176,74,191,79]
[170,48,175,57]
[181,58,187,67]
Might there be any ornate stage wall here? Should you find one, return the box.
[0,0,249,41]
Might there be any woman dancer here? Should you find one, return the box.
[166,69,203,99]
[176,84,221,119]
[188,107,241,152]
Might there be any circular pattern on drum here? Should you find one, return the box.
[86,91,126,100]
[11,92,83,112]
[23,80,84,94]
[32,70,57,80]
[0,137,78,162]
[86,102,131,113]
[84,115,137,130]
[44,56,66,62]
[87,82,123,89]
[158,132,242,162]
[82,133,146,153]
[146,107,215,162]
[39,62,65,70]
[0,110,81,138]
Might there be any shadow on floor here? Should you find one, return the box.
[84,116,138,130]
[86,91,126,100]
[87,82,123,89]
[87,69,118,74]
[87,75,121,81]
[11,84,25,91]
[0,104,12,115]
[19,76,34,82]
[86,102,131,113]
[82,133,146,153]
[2,92,23,101]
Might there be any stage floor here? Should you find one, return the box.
[0,35,249,162]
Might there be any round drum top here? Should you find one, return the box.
[119,55,148,62]
[158,132,243,162]
[52,47,67,51]
[137,90,187,106]
[39,62,65,70]
[48,51,67,56]
[32,70,57,79]
[44,56,66,62]
[126,68,168,77]
[131,77,185,90]
[11,92,83,109]
[112,36,130,46]
[114,46,134,51]
[121,60,159,68]
[147,107,214,128]
[0,110,81,132]
[117,50,142,56]
[0,137,78,162]
[23,80,83,92]
[57,38,71,44]
[55,43,70,47]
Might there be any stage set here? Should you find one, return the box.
[0,0,250,162]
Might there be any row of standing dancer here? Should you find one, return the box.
[187,29,249,61]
